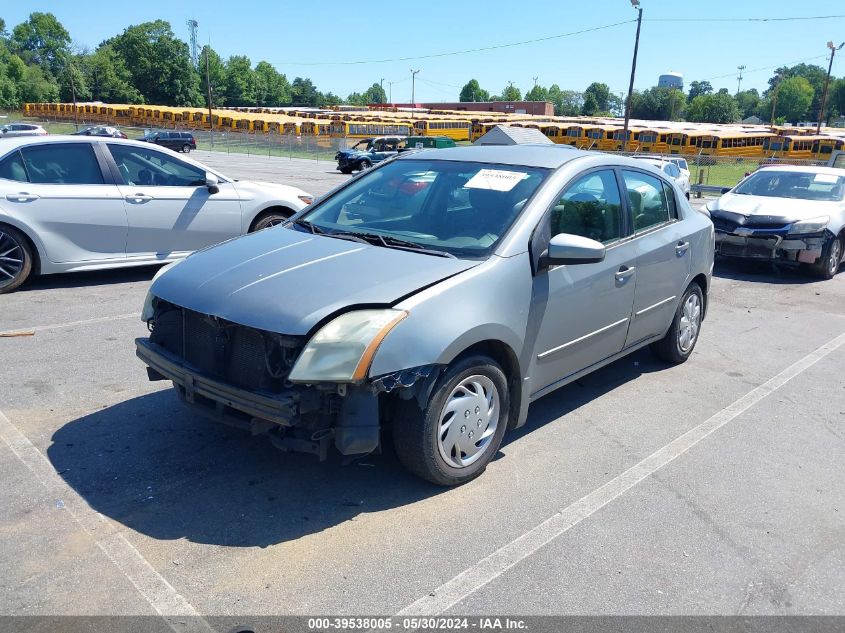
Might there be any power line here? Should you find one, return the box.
[273,20,635,66]
[703,54,828,82]
[647,14,845,22]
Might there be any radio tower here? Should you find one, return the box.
[187,19,199,67]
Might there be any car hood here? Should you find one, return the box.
[712,193,840,221]
[232,180,310,200]
[151,227,479,335]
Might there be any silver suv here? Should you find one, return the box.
[137,145,714,485]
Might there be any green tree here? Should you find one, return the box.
[223,55,256,106]
[629,87,686,120]
[459,78,488,102]
[547,85,582,116]
[687,80,713,101]
[58,56,91,103]
[735,89,760,119]
[828,78,845,123]
[766,63,826,121]
[18,63,59,102]
[291,77,319,106]
[362,82,387,104]
[10,12,70,75]
[583,82,610,112]
[318,91,342,107]
[581,92,599,116]
[499,83,521,101]
[524,84,548,102]
[774,76,814,122]
[685,92,740,123]
[86,44,143,103]
[108,20,202,106]
[254,61,290,106]
[199,45,226,107]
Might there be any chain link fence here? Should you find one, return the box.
[7,111,352,162]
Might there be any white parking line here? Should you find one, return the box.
[0,313,137,337]
[397,330,845,616]
[0,409,214,633]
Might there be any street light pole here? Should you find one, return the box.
[410,69,420,114]
[817,41,844,134]
[736,65,745,94]
[621,0,643,153]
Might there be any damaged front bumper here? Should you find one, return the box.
[135,337,438,459]
[715,230,826,264]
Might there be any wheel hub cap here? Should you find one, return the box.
[678,294,701,353]
[437,375,500,469]
[830,240,841,275]
[0,230,24,287]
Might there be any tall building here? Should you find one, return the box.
[658,72,684,91]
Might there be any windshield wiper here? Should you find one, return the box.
[326,231,456,258]
[291,219,325,234]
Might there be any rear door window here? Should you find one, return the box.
[621,170,673,233]
[20,144,105,184]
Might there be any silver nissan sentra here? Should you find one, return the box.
[136,144,714,485]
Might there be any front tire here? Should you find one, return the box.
[650,283,704,364]
[0,225,33,294]
[357,159,372,171]
[811,234,842,280]
[393,355,509,486]
[250,210,293,232]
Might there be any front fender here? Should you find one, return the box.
[369,254,532,378]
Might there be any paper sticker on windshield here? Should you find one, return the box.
[465,169,527,192]
[813,173,839,184]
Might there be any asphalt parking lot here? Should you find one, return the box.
[1,152,844,623]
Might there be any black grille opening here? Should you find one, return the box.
[150,303,303,392]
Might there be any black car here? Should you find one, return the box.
[141,130,197,153]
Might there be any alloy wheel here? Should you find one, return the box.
[0,229,24,288]
[437,375,500,468]
[829,239,842,277]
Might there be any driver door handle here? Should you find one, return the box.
[676,241,690,256]
[615,265,636,283]
[6,192,39,202]
[125,193,153,203]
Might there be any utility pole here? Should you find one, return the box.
[817,41,844,133]
[622,0,643,152]
[186,19,199,67]
[736,65,745,94]
[388,81,394,105]
[410,69,420,108]
[204,42,215,146]
[532,76,538,87]
[67,60,78,128]
[380,78,384,104]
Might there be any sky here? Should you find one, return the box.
[4,1,845,103]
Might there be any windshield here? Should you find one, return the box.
[734,170,845,202]
[298,159,549,258]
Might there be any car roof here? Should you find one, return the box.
[404,144,588,169]
[0,135,150,152]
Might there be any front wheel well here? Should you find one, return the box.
[452,340,522,430]
[0,221,40,276]
[248,206,296,232]
[690,273,708,319]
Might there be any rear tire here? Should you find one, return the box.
[250,210,292,232]
[650,283,704,364]
[0,225,34,294]
[393,355,509,486]
[811,234,842,280]
[182,144,192,153]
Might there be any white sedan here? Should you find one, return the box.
[633,156,691,198]
[0,136,313,292]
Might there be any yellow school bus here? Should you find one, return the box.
[636,128,669,154]
[812,136,845,161]
[331,121,414,138]
[583,125,614,151]
[711,132,773,157]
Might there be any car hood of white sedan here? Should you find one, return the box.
[712,193,840,221]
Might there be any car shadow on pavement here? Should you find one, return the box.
[20,265,163,291]
[713,259,832,285]
[48,348,662,548]
[47,388,439,548]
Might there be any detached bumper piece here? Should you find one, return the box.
[715,232,825,263]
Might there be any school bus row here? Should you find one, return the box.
[472,121,845,161]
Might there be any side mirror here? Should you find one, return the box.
[720,187,731,194]
[546,233,606,266]
[205,172,219,194]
